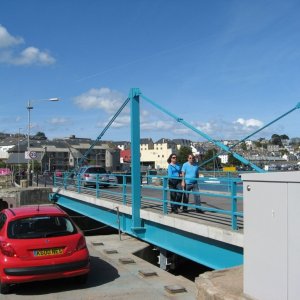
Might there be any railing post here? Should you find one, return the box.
[77,174,81,193]
[53,174,56,187]
[96,174,100,198]
[162,177,168,214]
[63,173,67,189]
[231,179,238,230]
[122,174,127,205]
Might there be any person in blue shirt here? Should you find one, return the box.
[181,154,203,213]
[167,153,182,214]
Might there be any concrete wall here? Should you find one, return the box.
[0,187,52,209]
[0,175,13,189]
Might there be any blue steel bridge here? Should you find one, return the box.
[51,174,243,270]
[50,88,299,270]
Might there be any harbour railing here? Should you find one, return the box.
[54,172,243,231]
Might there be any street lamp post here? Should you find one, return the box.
[26,97,60,184]
[18,127,22,174]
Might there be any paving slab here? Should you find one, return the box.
[87,233,197,299]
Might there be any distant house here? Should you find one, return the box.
[120,149,131,163]
[6,136,120,172]
[0,136,26,160]
[140,138,177,169]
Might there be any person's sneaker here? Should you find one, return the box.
[181,208,188,213]
[196,209,204,214]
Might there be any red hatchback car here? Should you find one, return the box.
[0,205,90,294]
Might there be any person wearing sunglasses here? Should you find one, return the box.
[167,153,182,214]
[181,154,203,213]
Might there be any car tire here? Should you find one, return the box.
[74,273,88,284]
[0,282,11,294]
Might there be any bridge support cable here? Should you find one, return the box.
[76,97,130,167]
[141,93,265,173]
[200,102,300,168]
[51,96,130,199]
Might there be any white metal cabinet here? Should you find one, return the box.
[242,171,300,300]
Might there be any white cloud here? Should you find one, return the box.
[0,24,24,48]
[173,128,190,135]
[74,87,125,113]
[234,118,263,128]
[141,120,174,131]
[196,122,216,135]
[73,85,267,141]
[49,117,70,125]
[189,117,265,140]
[10,47,56,65]
[100,114,131,128]
[0,25,56,65]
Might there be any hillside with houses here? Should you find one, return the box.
[0,132,299,175]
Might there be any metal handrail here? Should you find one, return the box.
[54,172,243,230]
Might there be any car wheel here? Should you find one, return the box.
[74,273,88,284]
[0,282,11,294]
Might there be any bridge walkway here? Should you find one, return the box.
[52,176,244,270]
[61,184,243,232]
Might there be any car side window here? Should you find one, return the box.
[0,213,7,230]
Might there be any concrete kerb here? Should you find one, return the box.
[195,266,253,300]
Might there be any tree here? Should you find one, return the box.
[280,149,289,156]
[280,134,289,140]
[177,146,192,165]
[270,134,282,146]
[240,142,247,151]
[253,141,262,148]
[200,148,221,170]
[32,132,47,140]
[227,153,242,167]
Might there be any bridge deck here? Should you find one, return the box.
[52,177,244,269]
[55,185,243,248]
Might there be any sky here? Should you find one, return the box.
[0,0,300,143]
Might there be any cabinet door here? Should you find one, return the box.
[244,181,287,300]
[288,182,300,300]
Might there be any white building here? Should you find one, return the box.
[140,138,177,169]
[219,154,229,164]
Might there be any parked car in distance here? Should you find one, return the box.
[76,166,109,187]
[43,170,52,177]
[0,205,90,294]
[54,170,63,177]
[108,174,118,186]
[0,168,12,176]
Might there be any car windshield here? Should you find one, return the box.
[7,216,77,239]
[85,167,106,173]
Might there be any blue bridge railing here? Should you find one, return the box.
[54,172,243,230]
